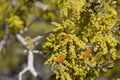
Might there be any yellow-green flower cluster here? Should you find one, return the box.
[43,0,118,80]
[6,15,24,35]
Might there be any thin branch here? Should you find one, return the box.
[19,67,29,80]
[12,0,17,7]
[19,50,43,80]
[0,24,9,53]
[17,30,53,49]
[34,1,49,10]
[32,50,43,54]
[109,19,120,31]
[19,27,29,34]
[0,41,6,53]
[100,61,113,68]
[32,31,53,45]
[17,32,46,80]
[23,49,43,55]
[16,34,28,47]
[100,56,120,68]
[32,35,44,45]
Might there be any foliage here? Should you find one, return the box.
[6,15,24,35]
[43,0,120,80]
[0,0,120,80]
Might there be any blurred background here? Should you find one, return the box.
[0,0,120,80]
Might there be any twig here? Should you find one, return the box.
[34,1,49,10]
[16,34,28,47]
[0,24,9,53]
[32,31,53,45]
[19,50,43,80]
[97,56,120,68]
[17,30,53,49]
[17,32,51,80]
[19,27,29,34]
[32,50,43,54]
[23,49,43,54]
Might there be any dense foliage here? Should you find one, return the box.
[43,0,120,80]
[0,0,120,80]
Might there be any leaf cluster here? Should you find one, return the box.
[43,0,119,80]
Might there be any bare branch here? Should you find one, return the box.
[19,67,29,80]
[16,34,28,47]
[19,27,29,34]
[18,50,43,80]
[34,1,49,10]
[12,0,17,7]
[0,25,9,53]
[32,35,44,45]
[32,50,43,54]
[32,31,53,45]
[16,18,53,80]
[98,56,120,68]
